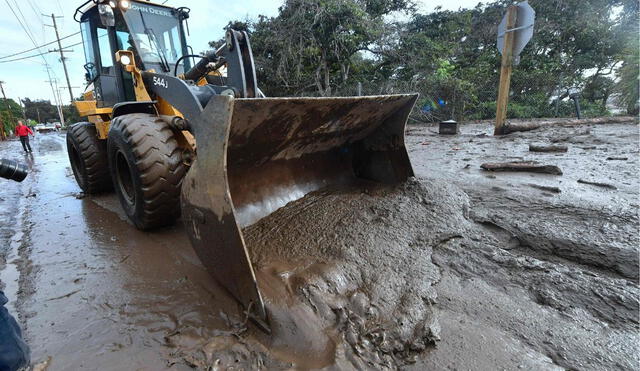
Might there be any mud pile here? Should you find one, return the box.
[170,179,474,369]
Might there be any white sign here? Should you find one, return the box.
[497,1,535,61]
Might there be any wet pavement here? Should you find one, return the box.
[0,121,638,370]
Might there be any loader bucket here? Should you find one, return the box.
[181,94,418,330]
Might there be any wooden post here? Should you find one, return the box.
[494,5,518,135]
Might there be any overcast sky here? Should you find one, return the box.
[0,0,482,105]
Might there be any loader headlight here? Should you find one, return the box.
[120,54,132,66]
[120,0,130,9]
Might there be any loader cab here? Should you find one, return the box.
[77,1,191,108]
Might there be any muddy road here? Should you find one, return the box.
[0,121,638,370]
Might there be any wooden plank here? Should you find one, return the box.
[494,5,518,135]
[480,161,563,175]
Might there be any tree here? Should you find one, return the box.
[614,46,639,115]
[22,98,58,123]
[226,0,413,97]
[0,98,23,136]
[614,0,639,115]
[210,0,637,121]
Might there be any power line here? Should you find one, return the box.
[25,0,45,37]
[0,32,81,60]
[0,42,83,64]
[4,0,65,122]
[11,0,40,47]
[0,51,51,64]
[5,0,40,50]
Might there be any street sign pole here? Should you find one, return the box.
[494,1,535,135]
[494,5,518,135]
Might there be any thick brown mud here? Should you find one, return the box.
[0,121,638,370]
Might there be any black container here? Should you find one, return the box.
[439,120,458,135]
[0,158,28,182]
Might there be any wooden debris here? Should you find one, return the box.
[500,116,634,135]
[529,144,568,153]
[528,184,561,193]
[577,179,617,190]
[480,161,563,175]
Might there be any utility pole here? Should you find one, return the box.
[47,79,66,127]
[45,14,74,103]
[43,65,65,126]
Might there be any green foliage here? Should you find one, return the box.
[214,0,636,121]
[0,98,24,135]
[614,44,639,115]
[22,98,58,123]
[63,105,81,125]
[224,0,414,97]
[17,98,78,127]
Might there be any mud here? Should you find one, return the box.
[0,121,638,370]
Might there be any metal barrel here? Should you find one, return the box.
[0,158,28,182]
[181,94,418,330]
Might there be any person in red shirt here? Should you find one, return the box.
[14,121,34,153]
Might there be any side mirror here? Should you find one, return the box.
[98,4,115,27]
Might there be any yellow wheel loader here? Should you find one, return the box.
[68,0,418,331]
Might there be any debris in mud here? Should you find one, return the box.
[528,184,561,193]
[502,116,634,135]
[577,178,617,189]
[529,144,568,153]
[74,193,86,199]
[480,161,563,175]
[502,121,542,134]
[550,129,591,143]
[606,156,629,161]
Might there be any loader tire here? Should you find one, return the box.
[107,113,187,230]
[67,122,113,194]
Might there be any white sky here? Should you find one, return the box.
[0,0,482,104]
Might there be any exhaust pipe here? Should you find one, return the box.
[0,159,28,182]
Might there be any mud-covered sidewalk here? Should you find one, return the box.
[0,121,638,370]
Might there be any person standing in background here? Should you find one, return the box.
[13,121,34,154]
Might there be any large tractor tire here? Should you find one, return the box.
[67,122,113,194]
[107,113,187,230]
